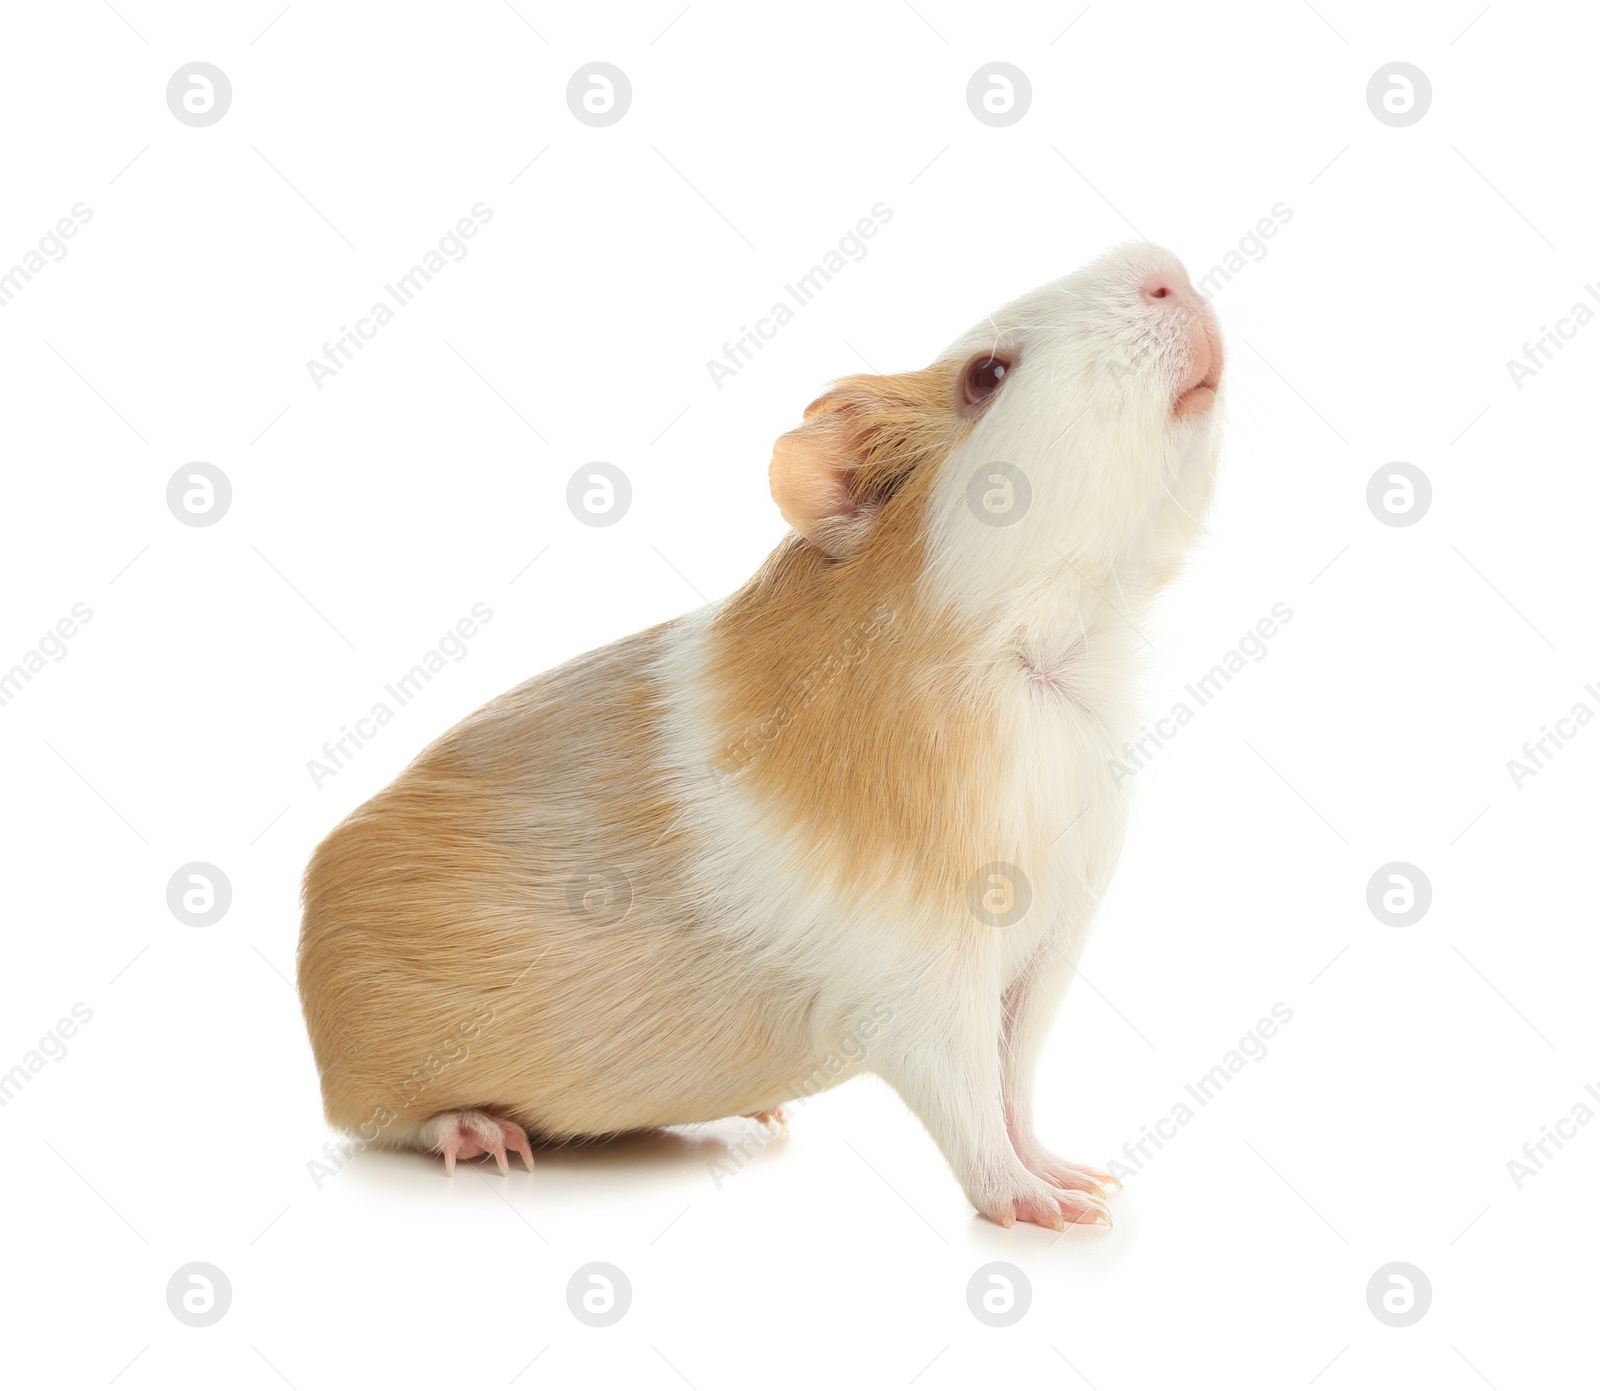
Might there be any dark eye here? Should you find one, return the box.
[962,354,1012,410]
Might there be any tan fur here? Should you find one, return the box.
[299,244,1224,1228]
[298,360,993,1145]
[299,622,823,1143]
[710,360,1008,920]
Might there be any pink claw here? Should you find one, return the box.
[428,1111,534,1176]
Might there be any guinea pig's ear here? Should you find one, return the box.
[769,394,874,558]
[769,368,958,559]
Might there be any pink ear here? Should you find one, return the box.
[768,397,876,558]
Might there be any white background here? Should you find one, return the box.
[2,1,1596,1386]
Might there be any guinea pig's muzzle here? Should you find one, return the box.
[1137,266,1223,418]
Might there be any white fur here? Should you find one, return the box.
[647,244,1223,1222]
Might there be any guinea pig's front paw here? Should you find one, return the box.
[1019,1150,1120,1200]
[972,1169,1113,1231]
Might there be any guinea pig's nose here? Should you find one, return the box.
[1136,263,1222,414]
[1138,271,1200,312]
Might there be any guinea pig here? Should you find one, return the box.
[297,242,1223,1229]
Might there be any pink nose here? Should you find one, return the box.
[1138,268,1220,414]
[1138,271,1200,311]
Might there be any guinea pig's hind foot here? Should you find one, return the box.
[743,1108,788,1130]
[419,1110,535,1177]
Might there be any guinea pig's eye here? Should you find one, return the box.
[961,353,1012,411]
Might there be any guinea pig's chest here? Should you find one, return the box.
[974,639,1138,948]
[1005,632,1136,792]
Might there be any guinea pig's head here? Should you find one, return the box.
[769,244,1222,617]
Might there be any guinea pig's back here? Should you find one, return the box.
[296,617,822,1140]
